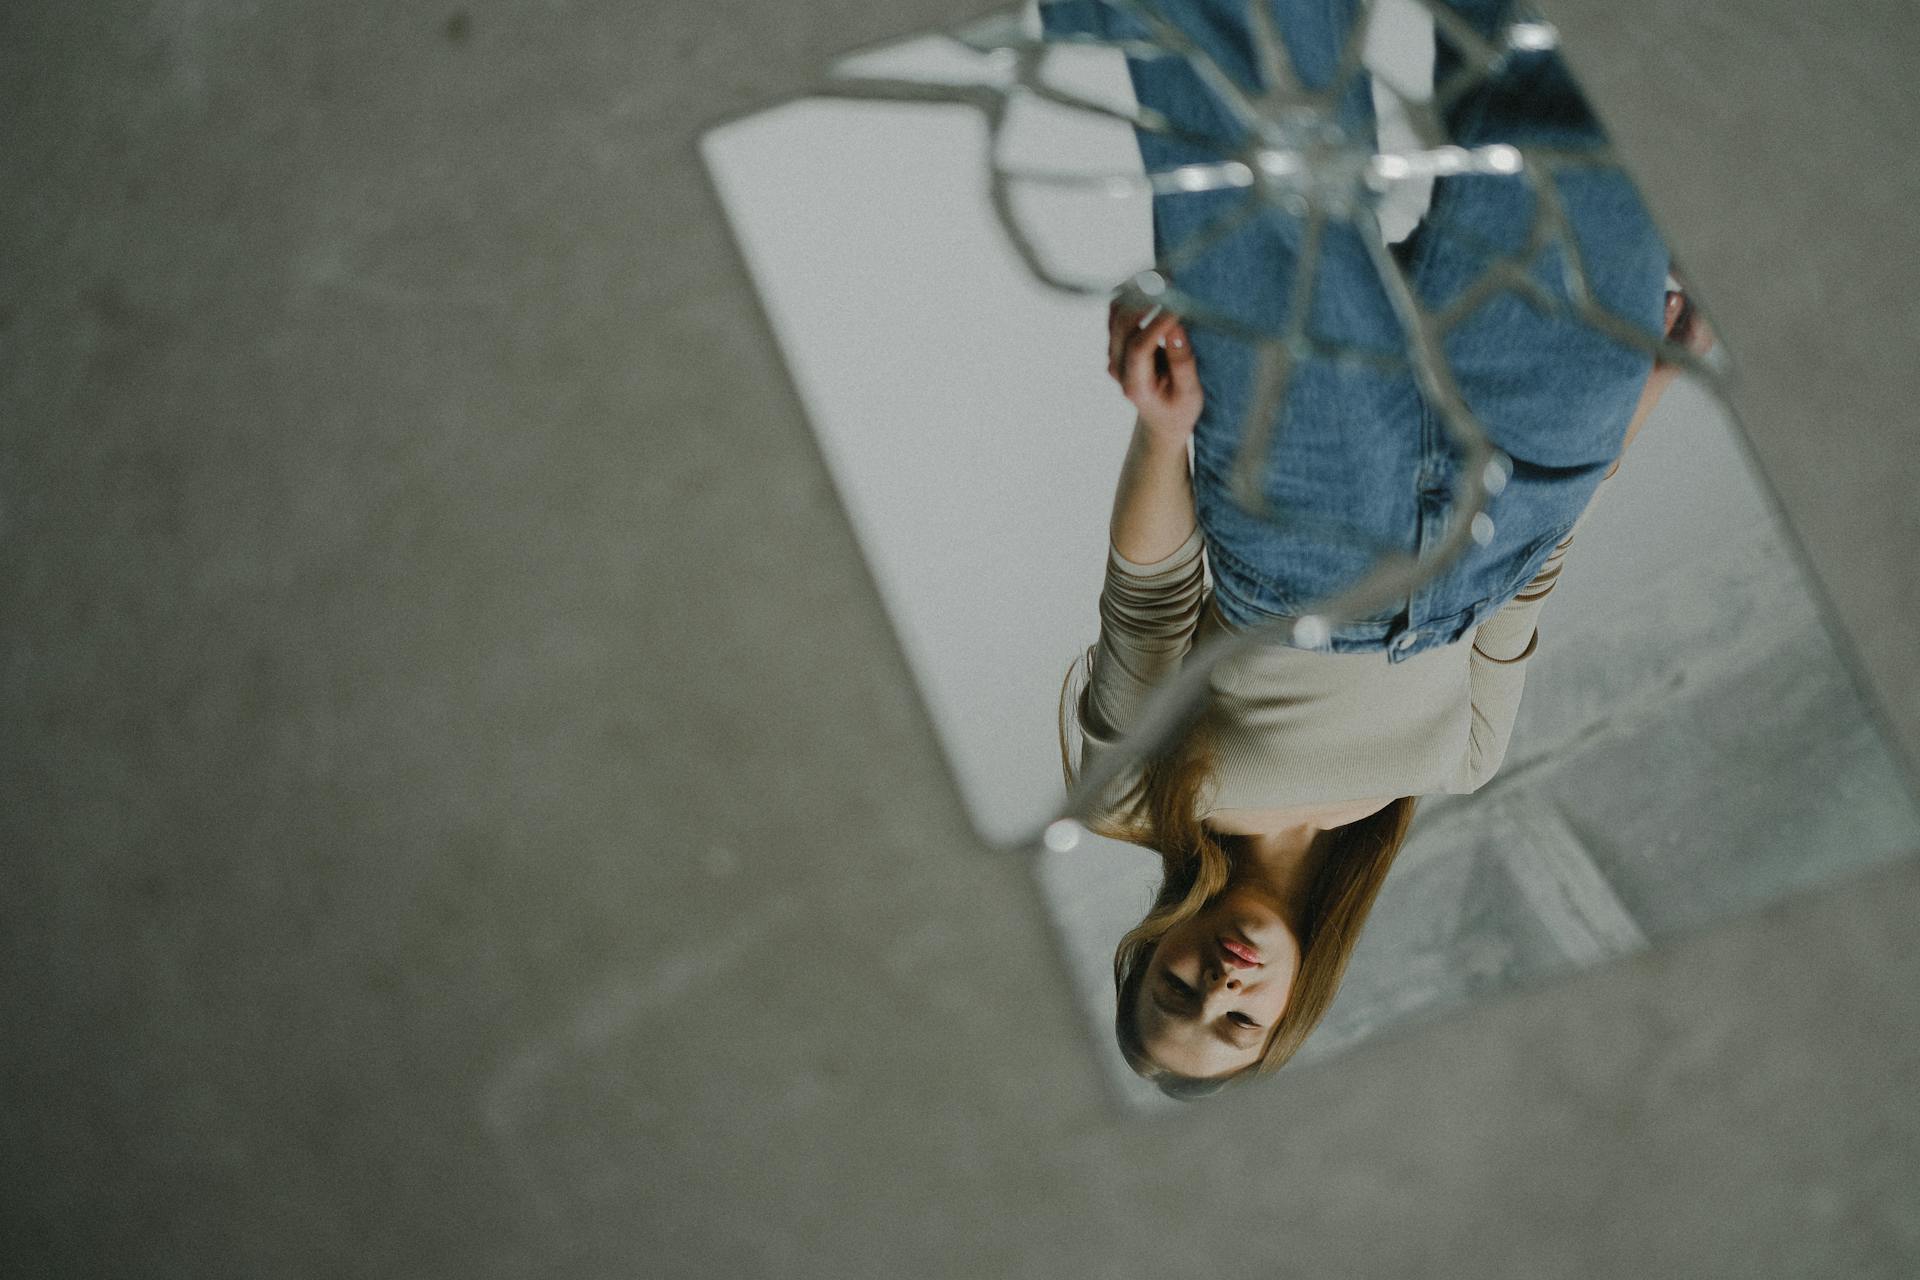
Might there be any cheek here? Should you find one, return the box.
[1254,971,1296,1020]
[1243,947,1299,1017]
[1162,911,1221,956]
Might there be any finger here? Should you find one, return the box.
[1133,307,1183,351]
[1686,310,1716,357]
[1121,308,1181,374]
[1121,311,1184,398]
[1164,324,1198,397]
[1108,301,1137,379]
[1663,291,1685,337]
[1668,293,1715,358]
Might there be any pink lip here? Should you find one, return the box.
[1220,936,1261,968]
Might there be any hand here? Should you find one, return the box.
[1107,298,1201,445]
[1648,288,1716,396]
[1660,289,1715,360]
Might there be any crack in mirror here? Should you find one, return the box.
[702,0,1920,1106]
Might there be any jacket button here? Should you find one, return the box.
[1393,630,1420,651]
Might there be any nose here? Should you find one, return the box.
[1201,958,1243,995]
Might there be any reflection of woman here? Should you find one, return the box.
[1045,0,1712,1096]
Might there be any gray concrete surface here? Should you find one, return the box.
[4,1,1919,1278]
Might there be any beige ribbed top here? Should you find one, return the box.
[1067,521,1577,815]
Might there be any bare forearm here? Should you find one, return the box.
[1613,289,1713,476]
[1109,417,1197,565]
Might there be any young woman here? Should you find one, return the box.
[1043,0,1712,1096]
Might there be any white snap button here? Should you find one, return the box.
[1393,630,1419,651]
[1043,819,1083,853]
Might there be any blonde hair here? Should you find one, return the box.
[1061,661,1417,1098]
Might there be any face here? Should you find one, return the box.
[1132,883,1302,1079]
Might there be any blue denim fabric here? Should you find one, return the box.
[1040,0,1669,659]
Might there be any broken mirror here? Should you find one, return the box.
[700,0,1920,1105]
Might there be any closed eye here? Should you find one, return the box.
[1155,973,1197,1016]
[1162,977,1260,1032]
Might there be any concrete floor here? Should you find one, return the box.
[4,1,1919,1277]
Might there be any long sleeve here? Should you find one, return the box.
[1073,527,1208,770]
[1457,456,1626,790]
[1459,528,1574,790]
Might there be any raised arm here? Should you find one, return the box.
[1067,303,1208,770]
[1106,302,1200,564]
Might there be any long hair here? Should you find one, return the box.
[1061,660,1417,1098]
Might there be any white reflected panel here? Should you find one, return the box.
[703,35,1147,843]
[701,8,1439,842]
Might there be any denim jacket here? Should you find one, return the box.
[1041,0,1667,660]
